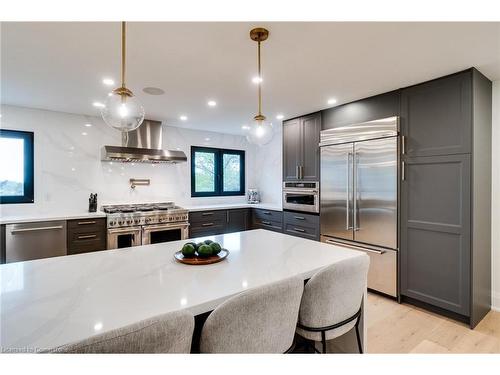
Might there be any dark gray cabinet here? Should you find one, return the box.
[283,112,321,181]
[400,68,492,327]
[189,209,250,237]
[283,118,302,181]
[67,218,107,255]
[401,72,472,157]
[189,210,228,237]
[322,91,400,130]
[226,209,249,233]
[251,209,283,233]
[283,211,319,241]
[400,154,471,315]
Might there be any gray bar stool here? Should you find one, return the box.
[200,276,304,353]
[296,255,370,353]
[49,310,194,353]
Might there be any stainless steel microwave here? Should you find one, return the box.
[282,181,319,213]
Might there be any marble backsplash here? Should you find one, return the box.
[0,105,282,216]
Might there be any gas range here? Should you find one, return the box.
[102,202,189,229]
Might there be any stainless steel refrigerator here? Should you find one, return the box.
[320,116,399,297]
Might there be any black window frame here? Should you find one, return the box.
[0,129,34,204]
[191,146,245,197]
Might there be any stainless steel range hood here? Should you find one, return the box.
[101,120,187,163]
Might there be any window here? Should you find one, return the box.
[0,130,34,204]
[191,146,245,197]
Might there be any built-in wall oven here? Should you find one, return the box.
[282,181,319,213]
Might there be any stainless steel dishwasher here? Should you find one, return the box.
[5,221,67,263]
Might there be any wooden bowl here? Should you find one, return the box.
[174,249,229,265]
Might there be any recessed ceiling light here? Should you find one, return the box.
[84,123,92,127]
[241,125,250,130]
[93,102,105,108]
[102,78,114,86]
[81,132,88,136]
[252,76,263,84]
[143,87,165,95]
[327,98,337,105]
[180,115,188,121]
[276,114,284,120]
[107,92,113,97]
[205,138,211,141]
[207,100,217,107]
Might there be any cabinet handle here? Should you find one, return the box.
[202,223,214,227]
[201,212,213,216]
[296,165,299,179]
[402,161,406,181]
[263,211,271,215]
[299,165,304,179]
[293,227,305,233]
[11,225,63,234]
[401,135,406,155]
[294,216,305,220]
[77,221,96,225]
[77,234,97,240]
[262,220,272,225]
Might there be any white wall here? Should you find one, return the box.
[250,125,283,204]
[0,105,287,216]
[492,80,500,311]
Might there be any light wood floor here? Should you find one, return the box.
[366,293,500,353]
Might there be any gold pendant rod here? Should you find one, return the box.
[257,40,262,117]
[121,21,126,88]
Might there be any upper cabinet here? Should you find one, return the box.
[400,71,472,157]
[283,112,321,181]
[322,91,400,130]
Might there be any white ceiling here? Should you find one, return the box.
[2,22,500,135]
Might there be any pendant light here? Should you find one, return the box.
[246,27,273,146]
[101,22,145,132]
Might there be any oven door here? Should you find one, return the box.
[282,189,319,213]
[107,226,142,249]
[141,223,189,245]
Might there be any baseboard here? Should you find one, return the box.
[401,295,470,325]
[492,291,500,312]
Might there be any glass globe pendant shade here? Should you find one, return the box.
[101,88,145,132]
[246,116,273,146]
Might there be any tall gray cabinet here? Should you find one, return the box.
[283,112,321,181]
[400,69,492,327]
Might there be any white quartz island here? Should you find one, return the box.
[0,229,367,352]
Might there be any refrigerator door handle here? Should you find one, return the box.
[353,152,359,231]
[346,152,352,230]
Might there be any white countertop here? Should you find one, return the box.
[0,211,107,225]
[184,202,282,212]
[0,203,281,225]
[0,229,365,351]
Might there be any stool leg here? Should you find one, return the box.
[321,331,327,354]
[355,319,363,354]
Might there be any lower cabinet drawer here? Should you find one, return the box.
[189,225,225,239]
[67,218,106,233]
[283,223,319,240]
[253,218,283,233]
[67,230,106,255]
[283,211,319,227]
[189,210,226,224]
[253,209,283,222]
